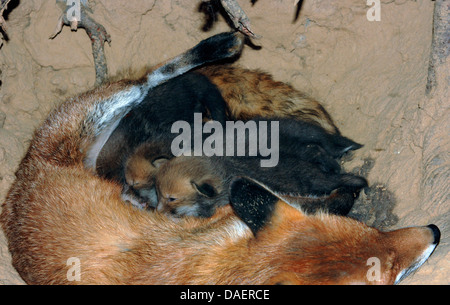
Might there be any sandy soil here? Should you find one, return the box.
[0,0,448,285]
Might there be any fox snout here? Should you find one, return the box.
[387,224,440,284]
[427,224,441,246]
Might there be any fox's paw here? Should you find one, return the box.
[190,31,245,66]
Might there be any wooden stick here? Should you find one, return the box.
[0,0,12,39]
[425,0,449,96]
[219,0,261,39]
[50,3,111,86]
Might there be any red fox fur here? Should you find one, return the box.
[0,32,440,285]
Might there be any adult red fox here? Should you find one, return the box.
[0,32,440,285]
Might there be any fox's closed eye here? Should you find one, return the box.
[168,197,177,202]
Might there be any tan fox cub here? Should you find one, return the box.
[0,32,439,285]
[122,140,173,209]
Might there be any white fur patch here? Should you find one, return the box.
[84,86,145,169]
[144,55,195,90]
[215,219,252,245]
[121,192,146,210]
[394,244,437,284]
[174,205,202,217]
[96,87,144,130]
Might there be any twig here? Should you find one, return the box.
[199,0,220,32]
[293,0,305,22]
[425,0,449,96]
[0,0,12,41]
[219,0,261,39]
[0,0,11,16]
[50,3,111,86]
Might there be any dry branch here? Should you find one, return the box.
[425,0,449,96]
[219,0,260,38]
[201,0,261,38]
[0,0,12,43]
[50,2,111,86]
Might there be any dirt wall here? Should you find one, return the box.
[0,0,448,284]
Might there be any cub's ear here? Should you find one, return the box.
[331,135,363,157]
[192,181,218,198]
[152,157,170,169]
[229,177,303,236]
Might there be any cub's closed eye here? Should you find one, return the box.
[168,197,177,202]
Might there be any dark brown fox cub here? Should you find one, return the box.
[96,72,230,184]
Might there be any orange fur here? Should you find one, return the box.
[155,156,228,217]
[1,168,439,284]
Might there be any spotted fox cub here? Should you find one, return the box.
[0,33,439,284]
[196,64,339,134]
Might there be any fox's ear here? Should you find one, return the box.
[229,177,303,236]
[152,157,170,169]
[192,181,218,198]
